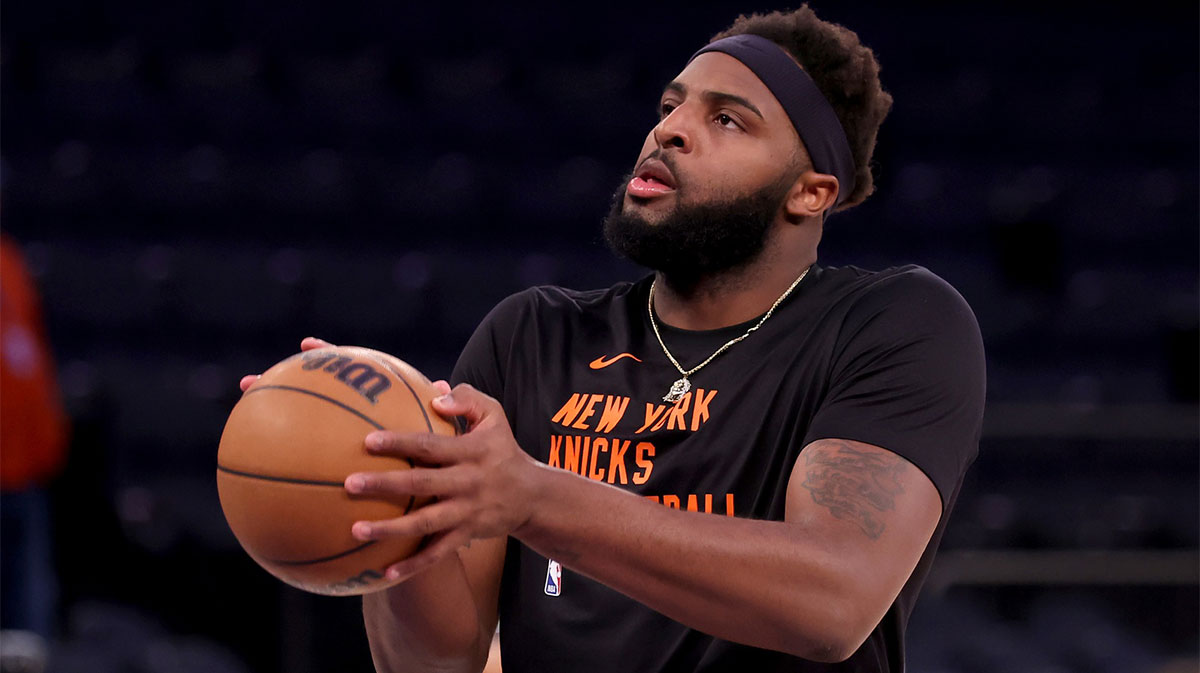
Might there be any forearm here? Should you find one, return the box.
[363,555,490,673]
[512,465,871,661]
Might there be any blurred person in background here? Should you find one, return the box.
[1,234,69,646]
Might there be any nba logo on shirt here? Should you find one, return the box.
[544,559,562,597]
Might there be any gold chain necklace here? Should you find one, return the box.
[648,266,811,403]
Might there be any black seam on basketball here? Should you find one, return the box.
[217,464,346,487]
[262,540,379,567]
[243,384,386,430]
[243,356,418,516]
[393,375,434,432]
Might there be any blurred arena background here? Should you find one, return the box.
[1,0,1196,671]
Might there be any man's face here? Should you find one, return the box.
[603,52,805,284]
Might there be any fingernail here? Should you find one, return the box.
[434,393,453,405]
[346,474,365,492]
[385,566,401,580]
[352,522,371,539]
[365,433,383,450]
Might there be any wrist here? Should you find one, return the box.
[509,456,555,540]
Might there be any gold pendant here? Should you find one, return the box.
[663,377,691,403]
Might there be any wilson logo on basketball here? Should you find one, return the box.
[300,351,392,403]
[588,353,643,370]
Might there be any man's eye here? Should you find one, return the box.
[660,103,676,118]
[716,113,738,128]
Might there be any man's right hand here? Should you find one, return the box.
[233,335,502,673]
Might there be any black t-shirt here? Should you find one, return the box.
[450,264,986,672]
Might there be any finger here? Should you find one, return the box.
[364,431,469,464]
[351,500,468,541]
[430,379,452,396]
[345,465,476,498]
[383,529,474,582]
[431,383,501,428]
[300,336,335,351]
[239,374,260,392]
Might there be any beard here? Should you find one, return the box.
[602,163,796,293]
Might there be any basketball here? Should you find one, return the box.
[216,346,454,596]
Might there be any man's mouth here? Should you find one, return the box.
[627,159,677,199]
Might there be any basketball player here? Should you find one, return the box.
[249,6,985,671]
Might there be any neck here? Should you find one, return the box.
[653,250,817,331]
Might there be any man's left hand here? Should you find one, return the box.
[345,383,539,582]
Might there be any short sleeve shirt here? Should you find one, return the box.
[451,264,986,672]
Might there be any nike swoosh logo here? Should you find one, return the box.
[589,353,643,369]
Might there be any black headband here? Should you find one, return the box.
[690,34,856,208]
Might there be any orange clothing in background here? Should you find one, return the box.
[0,236,68,490]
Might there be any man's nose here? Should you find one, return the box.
[652,107,693,152]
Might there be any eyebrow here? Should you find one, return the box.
[662,81,765,121]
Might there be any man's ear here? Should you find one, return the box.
[784,171,839,220]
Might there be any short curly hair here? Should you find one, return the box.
[712,5,892,211]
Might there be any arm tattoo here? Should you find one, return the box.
[800,441,909,540]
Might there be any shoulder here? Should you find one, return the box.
[483,280,644,324]
[802,265,987,501]
[526,281,643,312]
[815,264,981,341]
[454,279,645,394]
[811,264,986,401]
[818,264,970,308]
